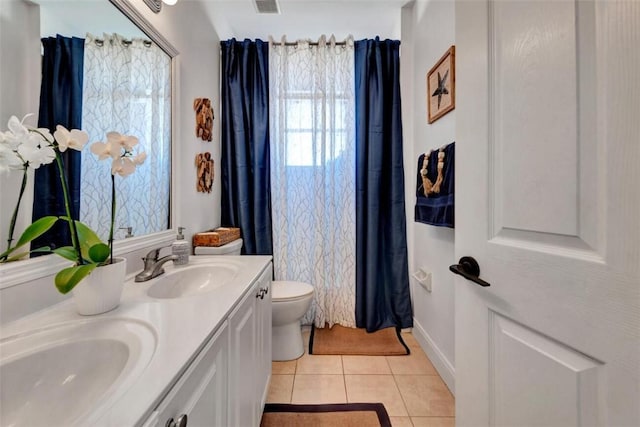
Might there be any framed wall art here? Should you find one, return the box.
[427,46,455,124]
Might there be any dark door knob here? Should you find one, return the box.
[449,256,491,287]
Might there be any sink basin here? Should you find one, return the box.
[146,264,239,299]
[0,318,156,426]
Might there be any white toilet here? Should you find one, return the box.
[271,281,314,361]
[193,238,243,255]
[194,239,313,361]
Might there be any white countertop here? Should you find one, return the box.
[0,255,272,427]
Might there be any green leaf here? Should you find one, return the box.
[4,251,29,262]
[53,246,78,262]
[74,220,104,245]
[59,217,106,261]
[11,216,58,251]
[88,243,110,264]
[4,246,52,262]
[55,264,97,294]
[1,218,57,261]
[0,248,12,261]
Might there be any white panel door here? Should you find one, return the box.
[455,0,639,426]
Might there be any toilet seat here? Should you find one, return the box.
[272,281,314,302]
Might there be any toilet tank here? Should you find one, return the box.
[194,239,243,255]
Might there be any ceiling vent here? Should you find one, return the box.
[254,0,280,14]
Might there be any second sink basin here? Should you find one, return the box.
[0,318,156,427]
[146,263,239,299]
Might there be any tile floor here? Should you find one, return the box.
[266,328,455,427]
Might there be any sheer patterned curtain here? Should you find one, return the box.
[269,35,356,328]
[81,33,171,240]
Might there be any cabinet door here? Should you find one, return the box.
[255,270,272,414]
[227,285,258,427]
[144,322,229,427]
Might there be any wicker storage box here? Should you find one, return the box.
[192,227,241,247]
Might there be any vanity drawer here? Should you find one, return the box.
[141,322,229,427]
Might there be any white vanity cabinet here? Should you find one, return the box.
[228,267,272,427]
[228,281,258,427]
[140,263,273,427]
[142,322,229,427]
[255,270,272,410]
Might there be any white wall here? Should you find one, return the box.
[0,0,221,322]
[402,0,456,393]
[38,0,146,39]
[0,0,40,254]
[210,0,402,41]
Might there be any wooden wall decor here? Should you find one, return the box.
[194,98,214,141]
[427,46,455,123]
[196,152,214,193]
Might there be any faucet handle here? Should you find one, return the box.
[142,246,168,263]
[119,226,133,238]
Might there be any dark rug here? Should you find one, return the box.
[309,324,410,356]
[261,403,392,427]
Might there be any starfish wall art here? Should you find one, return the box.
[427,46,455,123]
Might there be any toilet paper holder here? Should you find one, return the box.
[412,269,432,292]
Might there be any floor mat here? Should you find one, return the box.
[309,324,410,356]
[261,403,392,427]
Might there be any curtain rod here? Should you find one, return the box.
[93,38,152,47]
[270,41,348,46]
[268,40,400,46]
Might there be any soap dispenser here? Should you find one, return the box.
[172,227,189,266]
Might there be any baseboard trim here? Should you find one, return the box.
[412,318,456,395]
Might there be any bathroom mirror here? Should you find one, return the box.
[1,0,176,247]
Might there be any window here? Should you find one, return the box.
[284,94,349,166]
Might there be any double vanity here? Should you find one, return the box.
[0,255,273,427]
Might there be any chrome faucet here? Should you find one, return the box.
[135,245,178,282]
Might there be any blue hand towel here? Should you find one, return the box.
[415,142,455,228]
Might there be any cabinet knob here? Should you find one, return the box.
[166,414,188,427]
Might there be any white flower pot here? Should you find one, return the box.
[72,257,126,315]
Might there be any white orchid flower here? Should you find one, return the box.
[0,142,23,174]
[3,115,53,148]
[54,125,88,152]
[133,151,147,165]
[3,116,28,149]
[6,115,31,139]
[0,130,18,150]
[34,128,54,144]
[90,141,116,160]
[107,131,139,151]
[111,157,136,177]
[1,115,53,170]
[17,138,56,169]
[92,131,143,178]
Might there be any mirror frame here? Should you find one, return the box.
[0,0,179,289]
